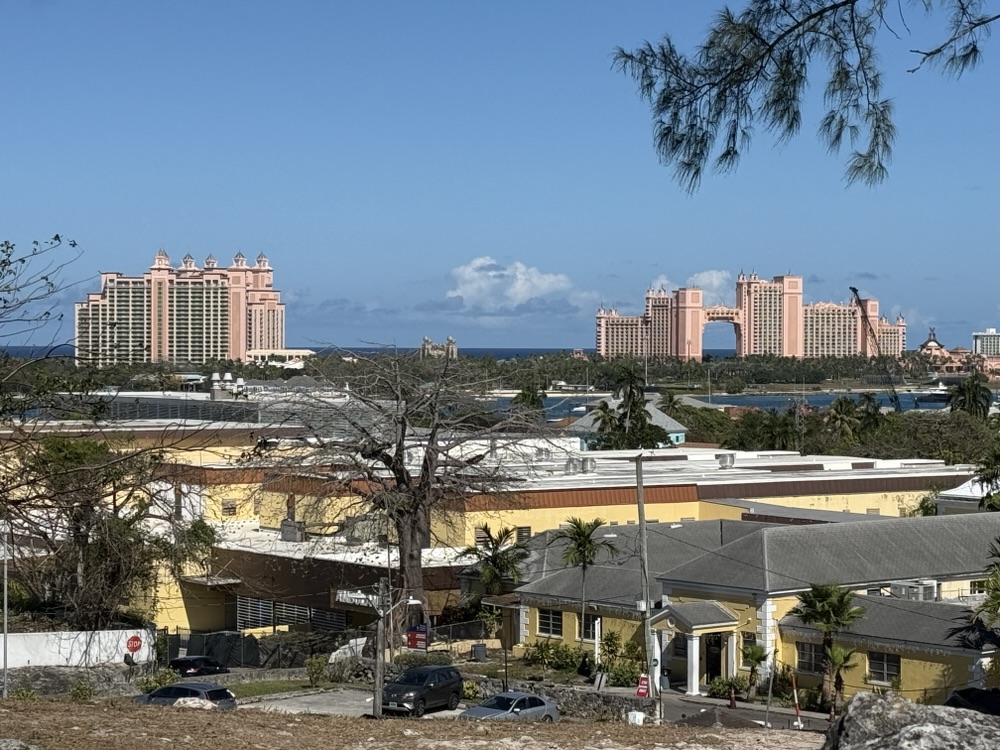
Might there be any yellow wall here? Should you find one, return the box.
[779,635,974,705]
[523,604,642,653]
[150,569,232,631]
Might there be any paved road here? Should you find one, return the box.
[242,688,465,719]
[243,686,827,732]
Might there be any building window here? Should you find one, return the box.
[537,608,562,637]
[516,526,531,543]
[868,652,900,684]
[866,588,883,597]
[673,637,688,658]
[741,632,757,667]
[972,580,989,595]
[866,508,880,515]
[474,527,489,546]
[221,500,238,517]
[578,613,598,641]
[796,642,824,673]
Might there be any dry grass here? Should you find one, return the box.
[0,699,825,750]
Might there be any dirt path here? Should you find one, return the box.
[0,700,825,750]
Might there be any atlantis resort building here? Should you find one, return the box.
[75,250,285,366]
[596,272,906,361]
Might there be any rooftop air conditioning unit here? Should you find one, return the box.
[564,458,581,475]
[582,457,597,473]
[889,579,937,602]
[718,453,735,469]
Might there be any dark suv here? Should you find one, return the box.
[169,656,230,677]
[381,665,462,717]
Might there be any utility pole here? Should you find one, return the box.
[634,454,659,719]
[372,577,388,719]
[2,517,8,699]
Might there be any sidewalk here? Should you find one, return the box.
[666,690,830,732]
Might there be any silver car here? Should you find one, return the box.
[459,691,559,722]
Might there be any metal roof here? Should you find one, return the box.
[656,513,1000,595]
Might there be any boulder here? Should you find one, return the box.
[824,691,1000,749]
[172,697,218,710]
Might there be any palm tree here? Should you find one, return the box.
[856,392,884,433]
[593,401,618,435]
[764,408,799,451]
[949,372,993,421]
[974,570,1000,629]
[741,643,769,702]
[789,583,864,707]
[459,524,529,596]
[976,444,1000,511]
[549,517,619,641]
[824,396,860,442]
[510,387,545,412]
[825,644,858,720]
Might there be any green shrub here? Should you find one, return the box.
[69,678,95,702]
[522,641,554,668]
[462,679,479,700]
[136,668,180,694]
[10,687,37,701]
[706,675,750,699]
[304,654,328,687]
[607,661,641,688]
[394,651,452,669]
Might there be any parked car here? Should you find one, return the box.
[168,656,230,677]
[381,665,462,717]
[459,691,559,722]
[945,687,1000,716]
[134,681,237,709]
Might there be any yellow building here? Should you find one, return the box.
[514,514,1000,705]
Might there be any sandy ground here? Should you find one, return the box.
[0,700,826,750]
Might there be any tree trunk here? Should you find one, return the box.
[821,634,834,708]
[395,505,430,625]
[580,568,587,643]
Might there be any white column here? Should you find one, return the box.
[651,630,662,691]
[727,631,737,678]
[686,633,701,696]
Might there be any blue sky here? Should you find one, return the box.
[3,1,997,351]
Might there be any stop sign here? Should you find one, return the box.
[126,634,142,653]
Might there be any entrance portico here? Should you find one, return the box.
[651,601,740,695]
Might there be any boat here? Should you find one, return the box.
[911,382,951,405]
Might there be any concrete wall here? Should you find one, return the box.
[6,629,155,669]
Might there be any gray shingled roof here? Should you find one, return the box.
[665,601,738,628]
[566,398,688,435]
[780,595,993,655]
[515,520,777,609]
[656,513,1000,595]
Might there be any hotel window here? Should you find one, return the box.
[537,608,562,637]
[868,652,900,684]
[578,613,599,641]
[796,642,824,673]
[741,632,757,667]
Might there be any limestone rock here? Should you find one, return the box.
[0,741,40,750]
[172,696,218,710]
[824,691,1000,749]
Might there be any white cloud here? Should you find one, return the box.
[446,256,573,312]
[686,269,734,306]
[649,274,676,292]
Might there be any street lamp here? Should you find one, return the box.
[352,581,420,719]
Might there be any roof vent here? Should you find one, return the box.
[582,457,597,473]
[564,458,581,475]
[718,453,735,469]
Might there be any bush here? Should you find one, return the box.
[522,641,583,671]
[607,661,641,688]
[136,668,180,694]
[462,679,479,700]
[707,675,750,699]
[304,654,328,687]
[69,678,95,702]
[10,687,37,701]
[394,651,452,669]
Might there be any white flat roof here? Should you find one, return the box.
[212,521,475,570]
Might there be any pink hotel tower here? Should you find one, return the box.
[75,250,284,366]
[596,272,906,361]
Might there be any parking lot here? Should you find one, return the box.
[241,687,465,719]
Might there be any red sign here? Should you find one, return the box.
[406,624,429,652]
[126,634,143,653]
[635,673,650,697]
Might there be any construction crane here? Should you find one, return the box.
[850,286,903,412]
